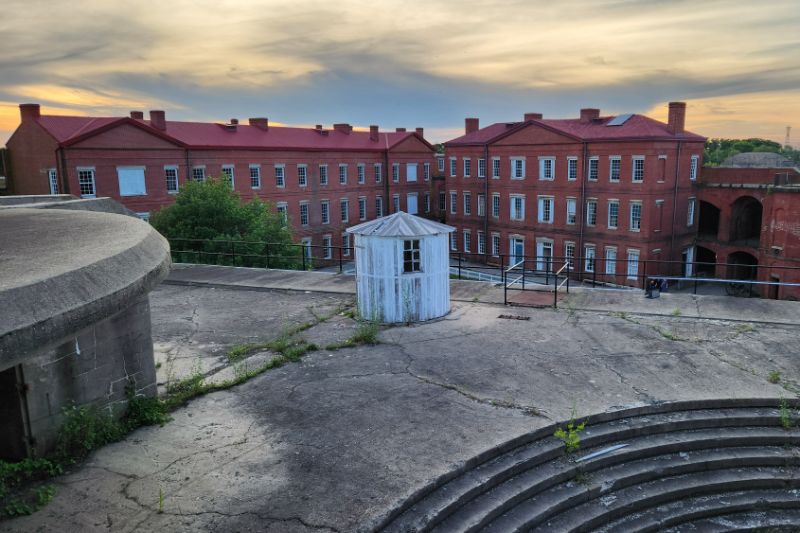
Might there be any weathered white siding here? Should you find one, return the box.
[354,233,450,323]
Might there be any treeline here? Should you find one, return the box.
[704,138,800,166]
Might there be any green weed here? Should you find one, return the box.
[554,406,586,454]
[768,370,781,384]
[780,397,794,430]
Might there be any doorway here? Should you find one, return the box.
[0,365,30,460]
[510,237,524,266]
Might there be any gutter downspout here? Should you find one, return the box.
[384,134,391,213]
[669,141,683,273]
[578,142,588,275]
[483,143,489,259]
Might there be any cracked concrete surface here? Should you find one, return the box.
[2,279,798,532]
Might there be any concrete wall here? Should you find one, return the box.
[21,294,157,455]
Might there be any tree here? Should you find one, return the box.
[151,178,301,268]
[703,137,787,166]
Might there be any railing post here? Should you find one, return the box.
[458,252,462,280]
[592,264,597,287]
[694,263,699,295]
[230,240,236,266]
[522,259,526,290]
[567,263,570,293]
[301,244,306,271]
[265,242,270,269]
[338,246,343,274]
[500,254,505,283]
[641,259,647,290]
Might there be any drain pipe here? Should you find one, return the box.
[483,142,490,258]
[578,141,588,276]
[384,134,391,213]
[669,141,683,273]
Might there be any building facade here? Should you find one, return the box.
[5,104,444,255]
[694,164,800,299]
[443,103,706,287]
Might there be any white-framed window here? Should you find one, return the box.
[299,201,309,226]
[450,191,457,215]
[450,231,457,251]
[537,196,554,223]
[463,192,471,215]
[632,156,645,182]
[566,198,577,225]
[375,195,384,217]
[298,164,308,187]
[342,233,351,257]
[608,200,619,229]
[47,168,58,194]
[491,233,501,257]
[463,157,471,178]
[690,155,699,180]
[492,193,500,218]
[276,202,288,224]
[586,199,598,226]
[392,194,400,213]
[374,163,382,183]
[585,245,596,272]
[192,166,205,182]
[423,162,430,181]
[437,156,445,173]
[165,165,179,194]
[478,158,486,178]
[477,231,486,254]
[358,196,367,220]
[221,164,234,188]
[323,235,333,259]
[449,157,457,177]
[630,201,642,231]
[588,157,599,181]
[609,156,621,182]
[492,157,501,179]
[136,212,150,222]
[424,192,431,213]
[249,164,261,189]
[321,200,330,224]
[626,249,640,279]
[319,164,328,185]
[339,163,348,185]
[392,163,400,182]
[687,197,696,226]
[439,192,446,211]
[275,164,285,188]
[341,198,349,222]
[117,166,146,196]
[407,163,417,182]
[605,247,617,275]
[357,163,366,184]
[407,192,418,214]
[539,157,555,180]
[477,193,485,217]
[511,157,526,179]
[567,157,578,181]
[463,230,471,252]
[510,194,525,221]
[564,241,575,268]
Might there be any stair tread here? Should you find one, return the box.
[663,507,800,533]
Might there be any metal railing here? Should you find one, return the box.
[502,257,571,308]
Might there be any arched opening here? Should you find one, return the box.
[698,201,721,240]
[695,246,717,276]
[729,196,762,246]
[727,251,758,280]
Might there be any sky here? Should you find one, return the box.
[1,0,799,145]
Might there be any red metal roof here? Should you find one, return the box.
[35,115,426,151]
[446,114,706,145]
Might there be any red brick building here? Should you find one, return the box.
[5,104,443,254]
[443,102,705,286]
[694,162,800,299]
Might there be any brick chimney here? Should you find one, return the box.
[415,127,424,137]
[19,103,40,122]
[580,108,600,123]
[369,125,379,141]
[315,124,323,131]
[395,127,406,132]
[524,112,543,121]
[230,118,239,125]
[667,101,686,134]
[130,111,144,120]
[465,117,479,134]
[333,123,353,134]
[248,117,269,130]
[149,110,166,130]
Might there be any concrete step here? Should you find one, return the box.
[598,488,800,532]
[527,466,800,532]
[376,401,799,533]
[435,429,800,533]
[664,508,800,532]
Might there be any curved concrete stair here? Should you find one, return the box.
[663,508,800,532]
[377,399,800,533]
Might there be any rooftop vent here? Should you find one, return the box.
[607,113,633,126]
